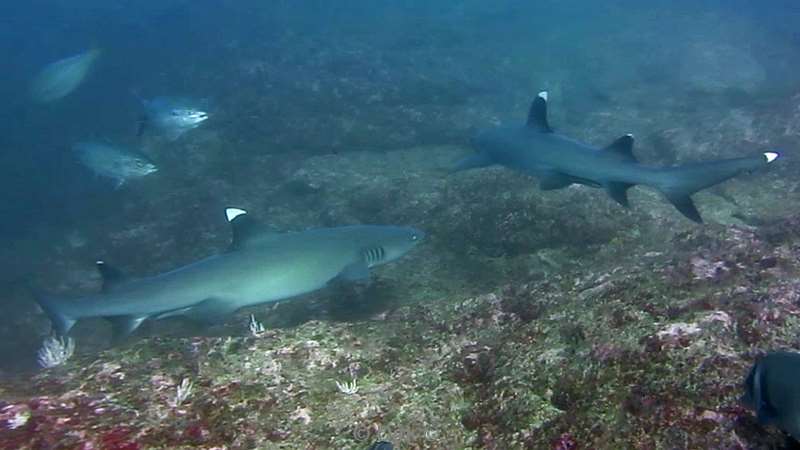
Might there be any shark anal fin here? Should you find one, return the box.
[106,315,147,343]
[451,152,493,173]
[606,182,634,208]
[604,134,638,162]
[183,298,237,324]
[96,261,128,292]
[340,261,370,282]
[665,193,703,223]
[526,91,553,132]
[539,172,574,190]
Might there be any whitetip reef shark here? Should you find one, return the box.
[452,91,781,222]
[33,208,424,340]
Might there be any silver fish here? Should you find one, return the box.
[138,97,209,141]
[73,142,157,188]
[30,49,102,103]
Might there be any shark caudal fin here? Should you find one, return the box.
[655,151,781,223]
[31,291,77,337]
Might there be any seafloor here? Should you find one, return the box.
[3,5,800,449]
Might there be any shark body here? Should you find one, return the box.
[34,208,424,340]
[453,92,780,222]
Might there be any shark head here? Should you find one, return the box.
[355,225,425,268]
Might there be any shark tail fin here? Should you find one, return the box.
[31,291,77,337]
[654,151,780,223]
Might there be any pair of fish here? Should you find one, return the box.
[74,97,208,187]
[72,96,208,186]
[31,50,209,140]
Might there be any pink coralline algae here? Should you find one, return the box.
[552,432,577,450]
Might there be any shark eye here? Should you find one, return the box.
[410,234,418,241]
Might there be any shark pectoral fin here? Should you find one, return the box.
[603,134,638,162]
[539,172,574,190]
[606,182,634,208]
[96,261,128,292]
[526,91,553,132]
[340,261,370,282]
[31,290,76,336]
[450,152,493,173]
[106,315,148,343]
[665,193,703,223]
[183,298,237,324]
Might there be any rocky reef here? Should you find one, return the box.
[5,214,800,448]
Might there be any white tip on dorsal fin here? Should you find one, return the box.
[625,133,634,138]
[225,207,247,222]
[538,91,548,101]
[764,152,779,163]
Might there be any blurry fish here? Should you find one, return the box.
[32,208,424,341]
[452,91,781,223]
[743,351,800,441]
[30,49,101,103]
[73,141,157,188]
[137,97,209,141]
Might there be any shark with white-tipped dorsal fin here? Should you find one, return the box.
[452,91,780,222]
[33,209,424,342]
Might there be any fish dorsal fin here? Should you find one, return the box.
[604,134,638,162]
[96,260,128,291]
[527,91,552,132]
[226,207,280,250]
[227,207,258,250]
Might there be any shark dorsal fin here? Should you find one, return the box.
[227,207,259,250]
[604,134,637,162]
[96,260,128,291]
[226,207,281,250]
[527,91,552,132]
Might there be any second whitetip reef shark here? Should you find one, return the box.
[452,91,781,222]
[33,208,424,341]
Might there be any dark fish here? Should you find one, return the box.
[743,351,800,440]
[366,441,394,450]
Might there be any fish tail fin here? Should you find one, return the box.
[654,151,780,223]
[30,289,77,336]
